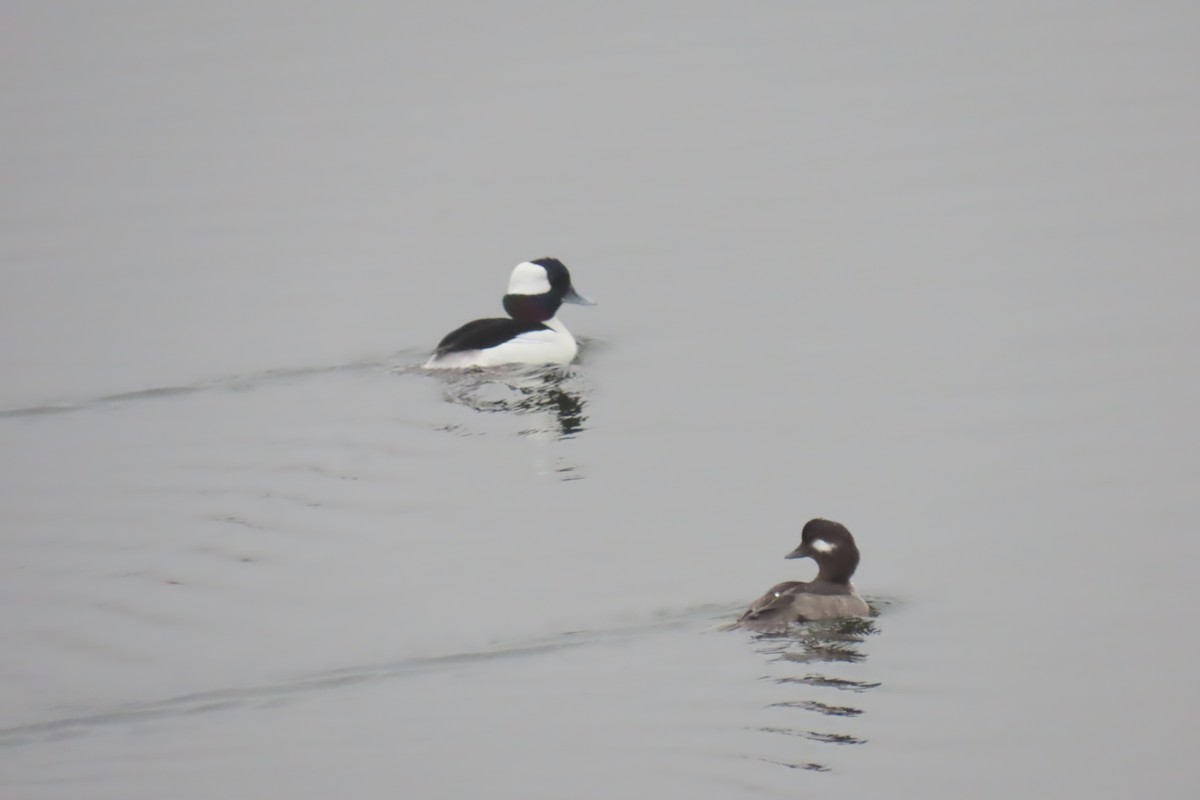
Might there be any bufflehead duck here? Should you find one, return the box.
[729,519,870,633]
[424,258,595,369]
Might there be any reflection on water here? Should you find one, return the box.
[435,365,589,439]
[768,699,863,717]
[749,607,884,772]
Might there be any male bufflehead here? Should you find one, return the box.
[729,519,870,633]
[424,258,595,369]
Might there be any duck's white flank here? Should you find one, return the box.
[423,318,577,369]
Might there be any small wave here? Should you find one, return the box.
[0,355,412,420]
[0,604,723,749]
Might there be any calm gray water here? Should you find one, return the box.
[3,2,1199,797]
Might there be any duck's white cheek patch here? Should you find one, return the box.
[810,539,835,553]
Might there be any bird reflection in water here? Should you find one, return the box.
[437,365,589,439]
[750,607,885,773]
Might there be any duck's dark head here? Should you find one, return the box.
[502,258,595,322]
[784,518,862,584]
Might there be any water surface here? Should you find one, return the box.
[2,2,1199,797]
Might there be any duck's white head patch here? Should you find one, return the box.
[810,538,835,553]
[508,261,552,296]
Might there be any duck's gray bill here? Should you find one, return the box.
[563,287,596,306]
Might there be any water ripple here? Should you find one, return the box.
[431,365,590,440]
[0,355,404,420]
[0,605,724,749]
[742,602,890,774]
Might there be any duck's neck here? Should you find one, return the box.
[815,553,858,584]
[504,293,560,322]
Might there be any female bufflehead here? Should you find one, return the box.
[729,519,870,633]
[424,258,595,369]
